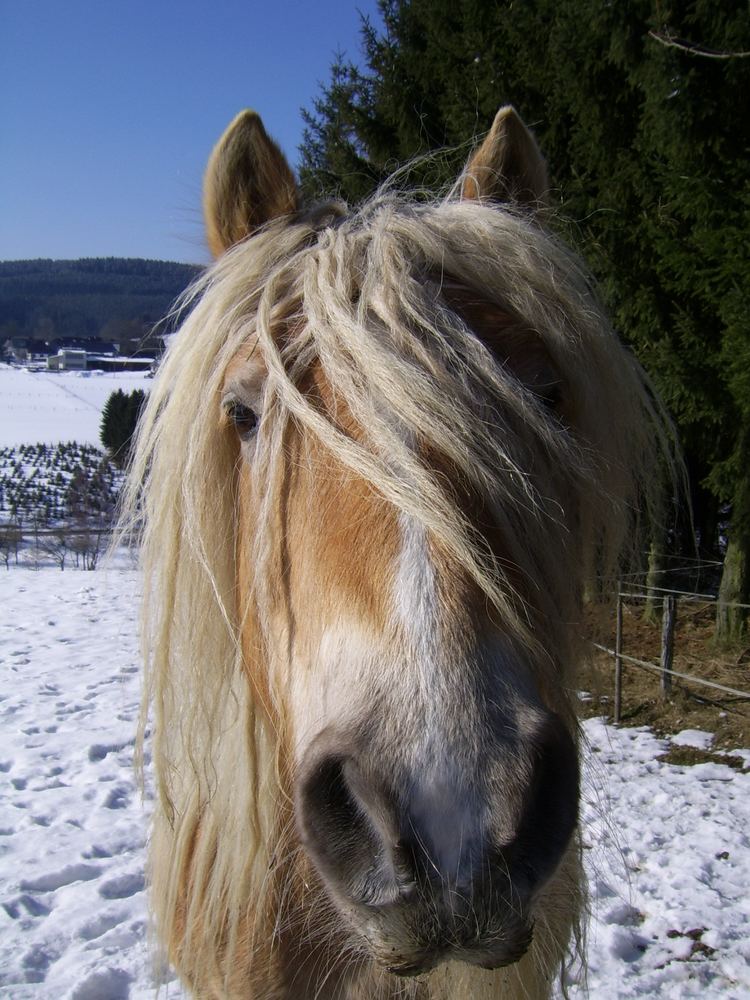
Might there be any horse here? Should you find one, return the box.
[124,106,666,998]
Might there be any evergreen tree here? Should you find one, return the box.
[100,388,147,468]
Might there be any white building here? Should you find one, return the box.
[46,349,88,372]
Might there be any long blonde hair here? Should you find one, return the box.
[122,179,669,994]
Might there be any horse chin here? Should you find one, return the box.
[345,895,536,980]
[367,924,535,979]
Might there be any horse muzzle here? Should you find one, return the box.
[295,711,579,975]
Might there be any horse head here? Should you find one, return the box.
[129,106,665,997]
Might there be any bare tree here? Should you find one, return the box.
[38,529,69,571]
[0,521,22,570]
[68,525,105,571]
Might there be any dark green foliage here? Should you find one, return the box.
[100,389,147,468]
[300,0,750,629]
[0,257,199,343]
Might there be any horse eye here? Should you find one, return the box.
[224,399,258,438]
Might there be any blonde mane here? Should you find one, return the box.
[123,182,667,996]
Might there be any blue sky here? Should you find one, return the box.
[1,0,382,263]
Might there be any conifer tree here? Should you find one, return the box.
[100,388,147,468]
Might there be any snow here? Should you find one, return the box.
[0,365,152,448]
[1,570,749,997]
[670,729,715,750]
[0,569,179,999]
[575,720,750,998]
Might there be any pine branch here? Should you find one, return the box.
[648,29,750,60]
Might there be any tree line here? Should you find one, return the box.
[0,257,198,343]
[298,0,750,642]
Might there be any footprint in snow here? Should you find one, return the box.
[85,919,144,951]
[2,893,51,919]
[98,872,145,899]
[20,862,102,892]
[21,940,60,983]
[38,777,68,791]
[70,966,132,1000]
[84,831,144,858]
[77,908,129,941]
[88,740,133,762]
[603,901,642,926]
[103,784,132,809]
[85,843,114,859]
[609,927,649,963]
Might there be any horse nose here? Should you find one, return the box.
[296,714,578,924]
[297,745,484,908]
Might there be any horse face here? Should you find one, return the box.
[212,107,580,979]
[222,331,579,974]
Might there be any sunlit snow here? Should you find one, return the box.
[0,365,152,448]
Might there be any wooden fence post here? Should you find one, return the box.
[614,585,623,724]
[660,594,676,698]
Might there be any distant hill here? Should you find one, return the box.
[0,257,201,343]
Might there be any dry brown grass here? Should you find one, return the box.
[579,598,750,753]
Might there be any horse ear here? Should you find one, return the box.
[203,110,299,257]
[461,106,549,209]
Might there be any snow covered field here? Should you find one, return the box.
[0,569,176,999]
[1,569,749,998]
[0,365,152,448]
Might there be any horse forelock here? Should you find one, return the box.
[237,193,661,639]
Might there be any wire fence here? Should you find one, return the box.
[595,571,750,723]
[621,583,750,609]
[594,641,750,701]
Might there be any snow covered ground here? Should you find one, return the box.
[576,722,750,998]
[0,365,152,448]
[0,569,176,1000]
[1,569,749,998]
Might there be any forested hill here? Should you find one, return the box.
[0,258,201,342]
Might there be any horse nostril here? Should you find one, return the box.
[506,713,579,889]
[296,748,404,907]
[299,755,356,842]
